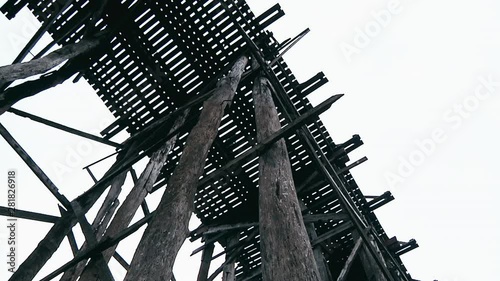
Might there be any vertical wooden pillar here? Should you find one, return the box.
[253,74,321,281]
[123,55,248,281]
[197,243,215,281]
[222,235,239,281]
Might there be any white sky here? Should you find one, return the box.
[1,0,499,280]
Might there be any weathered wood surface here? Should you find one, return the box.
[0,36,100,84]
[0,36,103,114]
[353,231,388,281]
[77,110,188,281]
[59,171,127,281]
[7,147,134,281]
[123,55,248,281]
[253,75,321,281]
[299,200,333,281]
[197,243,215,281]
[221,235,239,281]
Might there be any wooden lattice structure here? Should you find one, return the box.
[0,0,420,280]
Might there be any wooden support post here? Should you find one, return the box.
[123,55,248,281]
[222,235,239,281]
[353,231,388,281]
[197,243,215,281]
[253,74,321,281]
[336,238,363,281]
[76,110,188,281]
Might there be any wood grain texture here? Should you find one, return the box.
[123,55,248,281]
[77,110,189,281]
[253,75,321,281]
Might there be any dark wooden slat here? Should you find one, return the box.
[0,123,71,209]
[7,108,122,148]
[0,206,59,223]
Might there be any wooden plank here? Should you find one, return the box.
[122,55,248,281]
[253,74,320,281]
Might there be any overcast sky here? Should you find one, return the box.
[1,1,499,281]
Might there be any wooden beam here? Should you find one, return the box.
[0,57,82,115]
[253,73,320,281]
[40,212,155,281]
[77,110,188,281]
[0,34,102,100]
[7,108,122,148]
[312,222,354,246]
[69,202,114,281]
[197,93,343,188]
[0,206,59,223]
[197,243,215,281]
[60,173,125,281]
[0,123,71,209]
[337,156,368,174]
[353,231,388,281]
[222,235,239,281]
[10,0,75,64]
[303,213,349,223]
[300,201,333,281]
[8,146,136,281]
[337,238,363,281]
[122,55,248,281]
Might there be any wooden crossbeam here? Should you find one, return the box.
[312,222,354,246]
[0,206,59,223]
[0,123,71,209]
[7,108,122,148]
[40,212,154,281]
